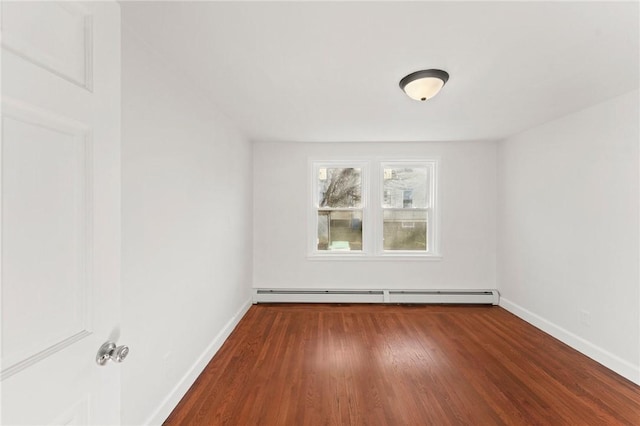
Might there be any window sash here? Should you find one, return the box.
[315,165,364,209]
[316,208,363,252]
[381,207,429,252]
[311,161,369,256]
[378,161,436,256]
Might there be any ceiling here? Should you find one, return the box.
[121,1,639,143]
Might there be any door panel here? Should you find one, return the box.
[2,102,91,375]
[1,1,93,89]
[1,2,121,424]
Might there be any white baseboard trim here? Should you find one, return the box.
[145,297,253,425]
[253,288,500,305]
[499,297,640,385]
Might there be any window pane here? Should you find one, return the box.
[382,166,429,208]
[318,167,361,208]
[383,210,427,251]
[317,210,362,251]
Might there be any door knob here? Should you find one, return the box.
[96,341,130,366]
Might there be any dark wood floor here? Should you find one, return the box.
[164,304,640,425]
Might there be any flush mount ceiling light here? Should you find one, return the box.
[399,69,449,101]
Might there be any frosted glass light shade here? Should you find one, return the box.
[399,69,449,101]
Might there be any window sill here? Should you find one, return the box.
[307,253,443,262]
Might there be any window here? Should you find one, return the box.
[380,162,433,253]
[310,159,439,258]
[313,163,367,253]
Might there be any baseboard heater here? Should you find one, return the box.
[253,289,499,305]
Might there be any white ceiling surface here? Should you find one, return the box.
[122,1,639,143]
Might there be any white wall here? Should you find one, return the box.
[253,141,497,289]
[121,27,253,425]
[497,90,640,384]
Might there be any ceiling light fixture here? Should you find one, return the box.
[399,69,449,101]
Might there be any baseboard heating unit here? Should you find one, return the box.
[253,289,499,305]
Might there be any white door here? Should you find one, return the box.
[1,1,122,424]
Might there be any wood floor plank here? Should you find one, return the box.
[164,304,640,425]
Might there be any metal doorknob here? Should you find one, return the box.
[96,341,130,366]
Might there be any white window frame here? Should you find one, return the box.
[308,158,440,260]
[308,160,370,257]
[376,160,439,257]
